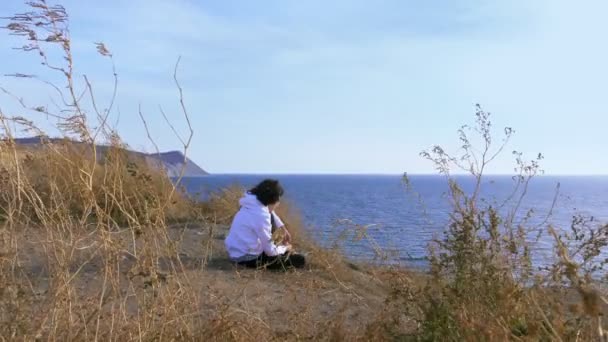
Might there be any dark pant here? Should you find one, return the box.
[237,252,306,270]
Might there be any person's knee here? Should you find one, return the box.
[289,253,306,268]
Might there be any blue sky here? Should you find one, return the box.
[1,0,607,174]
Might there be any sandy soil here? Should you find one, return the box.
[9,223,412,339]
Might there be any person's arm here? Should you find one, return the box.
[271,211,292,244]
[254,213,287,256]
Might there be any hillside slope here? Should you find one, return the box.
[11,137,209,177]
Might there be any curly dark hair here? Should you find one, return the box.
[249,179,284,206]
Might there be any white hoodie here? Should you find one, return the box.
[224,192,287,261]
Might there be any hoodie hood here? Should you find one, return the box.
[239,192,267,211]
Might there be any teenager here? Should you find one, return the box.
[224,179,306,270]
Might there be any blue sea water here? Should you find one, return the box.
[179,175,608,268]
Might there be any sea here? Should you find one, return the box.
[179,175,608,269]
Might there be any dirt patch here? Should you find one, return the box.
[7,223,399,339]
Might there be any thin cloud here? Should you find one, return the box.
[0,0,607,174]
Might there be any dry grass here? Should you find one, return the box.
[399,106,608,341]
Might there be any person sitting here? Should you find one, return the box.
[224,179,306,270]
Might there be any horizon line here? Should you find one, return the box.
[200,172,608,177]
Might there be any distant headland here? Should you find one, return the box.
[11,137,209,178]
